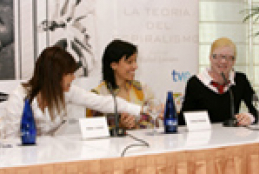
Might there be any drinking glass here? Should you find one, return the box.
[0,117,11,148]
[247,93,259,130]
[0,117,5,148]
[145,99,163,135]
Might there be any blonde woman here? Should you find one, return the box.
[179,37,257,126]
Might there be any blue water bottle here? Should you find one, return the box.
[164,91,178,134]
[20,98,37,145]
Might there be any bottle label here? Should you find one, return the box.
[165,119,177,126]
[165,118,177,133]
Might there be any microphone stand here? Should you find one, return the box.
[106,84,149,155]
[107,83,126,137]
[221,73,238,127]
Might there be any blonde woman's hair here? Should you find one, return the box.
[210,37,237,58]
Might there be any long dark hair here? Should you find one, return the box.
[102,39,137,89]
[23,46,77,117]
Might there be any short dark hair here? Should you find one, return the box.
[102,39,137,89]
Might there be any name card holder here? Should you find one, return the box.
[79,117,110,139]
[184,111,211,132]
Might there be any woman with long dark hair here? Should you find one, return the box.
[3,46,142,137]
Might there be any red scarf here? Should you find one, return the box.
[211,81,229,94]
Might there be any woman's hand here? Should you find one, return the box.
[120,113,136,129]
[235,113,252,126]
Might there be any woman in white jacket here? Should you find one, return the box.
[2,46,142,137]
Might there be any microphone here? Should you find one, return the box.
[252,93,259,125]
[107,83,126,137]
[221,72,238,127]
[252,94,259,109]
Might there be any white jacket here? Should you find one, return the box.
[3,84,141,137]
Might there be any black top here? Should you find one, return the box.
[179,72,258,125]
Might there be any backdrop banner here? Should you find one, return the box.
[14,0,199,108]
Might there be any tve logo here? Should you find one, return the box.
[172,70,191,82]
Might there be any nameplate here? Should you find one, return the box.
[184,111,211,131]
[79,117,109,139]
